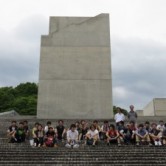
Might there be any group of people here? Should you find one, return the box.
[6,105,166,148]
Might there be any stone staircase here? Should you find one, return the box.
[0,138,166,166]
[1,117,166,165]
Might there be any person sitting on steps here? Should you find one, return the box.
[149,123,162,146]
[79,120,89,141]
[85,124,99,147]
[120,123,135,145]
[33,124,45,147]
[65,124,79,148]
[100,120,110,141]
[32,122,39,140]
[135,124,151,146]
[23,120,29,140]
[44,121,53,133]
[56,120,66,141]
[162,123,166,145]
[106,124,121,146]
[43,126,58,148]
[13,122,26,143]
[7,120,18,143]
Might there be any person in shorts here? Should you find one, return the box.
[85,124,99,146]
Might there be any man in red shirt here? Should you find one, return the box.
[106,124,121,146]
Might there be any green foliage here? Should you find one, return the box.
[15,82,37,97]
[113,106,128,116]
[0,82,38,115]
[0,82,128,116]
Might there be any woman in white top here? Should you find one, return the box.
[114,107,125,126]
[85,124,99,146]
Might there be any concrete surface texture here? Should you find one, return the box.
[143,98,166,116]
[37,13,113,119]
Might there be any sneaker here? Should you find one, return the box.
[148,143,153,146]
[158,141,162,146]
[92,142,96,146]
[65,143,71,148]
[136,142,139,146]
[38,144,41,147]
[118,143,121,146]
[73,144,79,148]
[154,141,158,146]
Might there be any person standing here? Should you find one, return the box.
[128,105,137,123]
[114,107,125,127]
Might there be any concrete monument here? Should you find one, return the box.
[37,13,113,119]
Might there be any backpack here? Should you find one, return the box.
[45,136,54,147]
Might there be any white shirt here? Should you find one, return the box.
[67,130,78,141]
[87,129,99,139]
[44,126,49,133]
[44,126,54,133]
[114,113,125,123]
[157,124,165,131]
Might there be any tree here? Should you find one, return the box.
[113,106,128,116]
[0,87,15,111]
[15,82,38,97]
[0,82,38,115]
[12,96,37,115]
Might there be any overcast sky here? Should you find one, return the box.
[0,0,166,110]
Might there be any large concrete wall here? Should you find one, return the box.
[143,98,166,116]
[136,110,144,116]
[143,99,155,116]
[154,98,166,116]
[37,14,113,119]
